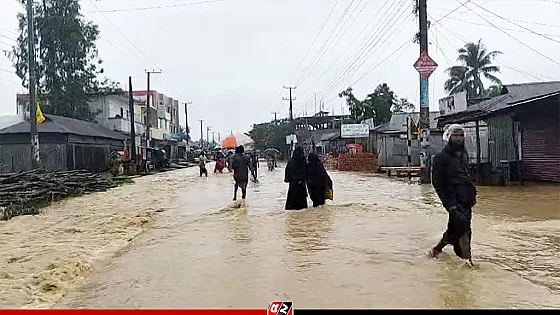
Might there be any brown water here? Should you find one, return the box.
[0,172,195,309]
[2,165,559,309]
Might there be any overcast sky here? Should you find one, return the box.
[1,0,559,141]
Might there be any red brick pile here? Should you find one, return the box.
[337,152,378,172]
[323,154,338,170]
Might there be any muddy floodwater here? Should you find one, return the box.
[2,164,559,309]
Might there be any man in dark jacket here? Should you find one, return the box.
[231,145,254,200]
[430,124,476,266]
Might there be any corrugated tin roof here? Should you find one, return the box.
[320,131,340,141]
[0,115,126,140]
[438,81,560,124]
[372,112,440,133]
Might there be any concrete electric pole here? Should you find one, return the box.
[199,119,204,148]
[283,85,297,156]
[184,101,192,143]
[418,0,431,183]
[206,126,211,149]
[128,76,136,161]
[145,69,162,148]
[27,0,39,168]
[282,86,296,123]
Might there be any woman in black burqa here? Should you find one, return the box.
[284,146,308,210]
[306,152,333,207]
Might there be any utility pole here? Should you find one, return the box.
[282,85,296,124]
[206,126,211,149]
[128,76,136,161]
[145,69,162,148]
[418,0,431,183]
[27,0,39,168]
[211,131,215,147]
[283,85,297,155]
[314,93,317,116]
[184,101,192,143]
[406,116,412,181]
[271,111,279,124]
[199,119,204,148]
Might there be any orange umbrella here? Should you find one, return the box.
[221,133,254,149]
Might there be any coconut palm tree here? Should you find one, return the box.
[444,39,502,99]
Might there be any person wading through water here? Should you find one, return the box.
[306,152,332,208]
[250,151,259,179]
[231,145,254,201]
[430,124,477,266]
[284,146,308,210]
[199,152,208,177]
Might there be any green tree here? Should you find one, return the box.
[392,98,415,113]
[363,83,396,125]
[339,83,414,125]
[12,0,106,121]
[338,87,364,122]
[444,39,502,99]
[249,120,291,157]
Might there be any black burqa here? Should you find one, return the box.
[306,153,332,207]
[284,146,308,210]
[432,142,477,261]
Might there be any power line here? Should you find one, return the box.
[295,0,358,86]
[433,23,549,81]
[298,0,411,116]
[431,5,560,29]
[349,37,413,88]
[304,0,392,93]
[288,0,339,82]
[298,9,409,115]
[0,27,18,37]
[429,29,452,66]
[305,0,406,102]
[0,33,16,42]
[468,1,560,44]
[432,0,471,25]
[298,0,410,115]
[296,0,371,87]
[430,14,560,38]
[460,1,560,66]
[86,0,184,99]
[85,0,226,13]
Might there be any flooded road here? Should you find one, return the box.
[51,164,560,309]
[0,172,195,308]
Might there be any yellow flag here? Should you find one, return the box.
[37,102,45,124]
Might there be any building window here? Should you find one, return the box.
[120,107,124,117]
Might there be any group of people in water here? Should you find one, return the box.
[284,146,333,210]
[197,145,333,210]
[196,123,475,266]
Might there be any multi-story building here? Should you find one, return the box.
[131,90,180,141]
[16,90,182,159]
[87,93,145,151]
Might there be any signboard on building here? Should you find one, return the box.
[341,124,369,138]
[413,52,438,79]
[438,91,467,115]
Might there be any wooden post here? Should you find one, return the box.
[475,120,481,183]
